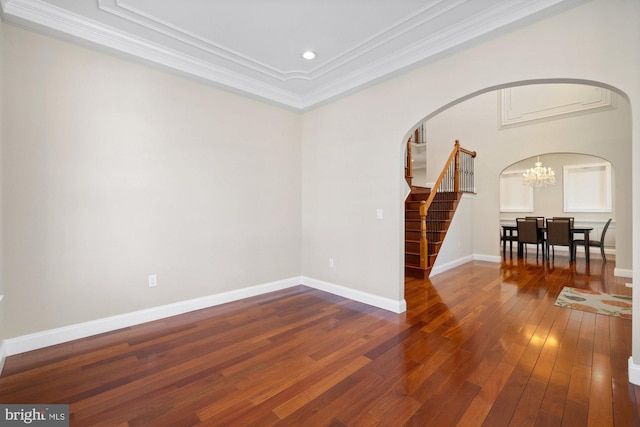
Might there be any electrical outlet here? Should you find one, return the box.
[329,258,335,268]
[376,209,383,219]
[148,274,157,287]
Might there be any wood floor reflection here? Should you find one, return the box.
[0,254,637,426]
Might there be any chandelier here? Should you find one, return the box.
[523,156,555,188]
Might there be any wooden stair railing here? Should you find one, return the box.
[405,140,476,278]
[405,125,426,187]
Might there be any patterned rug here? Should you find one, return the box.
[554,287,632,319]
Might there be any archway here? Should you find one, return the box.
[401,80,632,289]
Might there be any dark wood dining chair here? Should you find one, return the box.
[546,218,574,261]
[516,218,544,259]
[573,218,612,262]
[525,216,545,228]
[552,216,574,227]
[501,230,518,257]
[525,216,546,243]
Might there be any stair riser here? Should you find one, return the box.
[405,242,420,253]
[410,193,430,202]
[405,221,422,231]
[405,253,421,265]
[405,211,421,220]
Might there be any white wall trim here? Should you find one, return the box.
[499,86,616,128]
[1,276,408,357]
[474,254,502,264]
[2,277,301,357]
[301,276,406,314]
[0,295,4,374]
[0,0,591,110]
[0,341,6,375]
[629,357,640,386]
[615,268,633,278]
[430,255,474,277]
[429,254,502,277]
[414,251,627,281]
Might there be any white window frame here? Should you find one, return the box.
[563,162,612,212]
[500,170,534,212]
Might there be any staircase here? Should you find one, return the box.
[404,140,476,279]
[405,188,461,278]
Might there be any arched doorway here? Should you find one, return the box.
[402,81,632,286]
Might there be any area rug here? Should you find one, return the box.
[554,287,632,319]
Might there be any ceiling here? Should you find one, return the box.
[0,0,589,110]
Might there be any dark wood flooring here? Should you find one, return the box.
[0,253,637,426]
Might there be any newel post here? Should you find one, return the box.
[454,139,461,193]
[419,200,428,268]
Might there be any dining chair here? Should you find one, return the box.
[516,218,544,260]
[525,216,545,228]
[573,218,612,262]
[546,218,574,261]
[525,216,546,244]
[501,230,518,257]
[552,216,574,227]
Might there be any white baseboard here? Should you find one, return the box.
[629,357,640,386]
[1,275,408,357]
[0,341,6,375]
[2,277,301,357]
[474,254,502,263]
[430,255,474,277]
[615,268,633,278]
[429,254,501,277]
[0,295,4,374]
[301,276,406,314]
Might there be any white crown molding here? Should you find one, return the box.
[100,0,469,83]
[0,0,305,108]
[299,0,593,109]
[98,0,290,81]
[0,0,591,109]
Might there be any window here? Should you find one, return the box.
[563,162,612,212]
[500,170,533,212]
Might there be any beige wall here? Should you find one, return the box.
[300,0,639,354]
[1,23,302,338]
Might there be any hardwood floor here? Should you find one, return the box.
[1,253,637,426]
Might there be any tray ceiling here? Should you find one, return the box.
[0,0,589,110]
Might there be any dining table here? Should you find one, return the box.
[501,224,594,262]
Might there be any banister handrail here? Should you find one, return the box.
[422,140,475,212]
[459,146,477,157]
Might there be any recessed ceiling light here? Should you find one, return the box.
[302,50,316,60]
